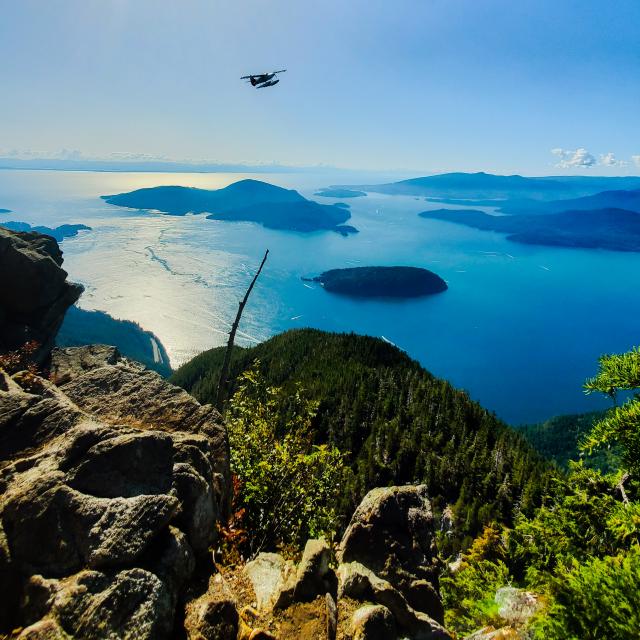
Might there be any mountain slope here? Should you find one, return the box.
[56,305,172,376]
[170,328,555,549]
[519,411,619,473]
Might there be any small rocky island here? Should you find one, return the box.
[305,266,448,298]
[314,187,367,198]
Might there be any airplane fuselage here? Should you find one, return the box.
[251,73,275,86]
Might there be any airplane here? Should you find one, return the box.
[240,70,286,89]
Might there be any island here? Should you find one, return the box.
[303,266,448,298]
[314,188,367,198]
[0,221,91,242]
[419,207,640,252]
[0,208,10,214]
[102,179,358,235]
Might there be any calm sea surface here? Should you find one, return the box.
[1,169,638,425]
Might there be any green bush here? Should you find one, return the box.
[507,463,625,586]
[440,525,511,635]
[224,362,347,557]
[535,546,640,640]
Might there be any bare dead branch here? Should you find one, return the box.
[215,249,269,410]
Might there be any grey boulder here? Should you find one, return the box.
[338,485,444,623]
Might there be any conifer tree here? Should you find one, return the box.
[583,346,640,478]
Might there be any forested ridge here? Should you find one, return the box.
[171,328,555,550]
[519,410,620,473]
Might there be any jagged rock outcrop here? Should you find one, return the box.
[20,568,175,639]
[0,346,229,637]
[337,485,449,639]
[244,539,338,614]
[0,227,83,363]
[338,562,449,639]
[236,488,450,638]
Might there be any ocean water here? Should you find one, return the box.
[1,169,639,425]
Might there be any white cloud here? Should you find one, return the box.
[599,152,626,167]
[0,148,84,160]
[551,147,597,168]
[632,155,640,168]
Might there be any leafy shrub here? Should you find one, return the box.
[440,525,511,635]
[534,545,640,640]
[223,362,347,557]
[507,463,626,586]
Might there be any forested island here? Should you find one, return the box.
[102,179,357,235]
[420,207,640,252]
[304,265,448,298]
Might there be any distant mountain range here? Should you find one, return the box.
[339,172,640,200]
[497,188,640,215]
[103,179,357,235]
[420,207,640,252]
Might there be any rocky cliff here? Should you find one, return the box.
[0,345,230,638]
[0,227,83,364]
[0,228,230,638]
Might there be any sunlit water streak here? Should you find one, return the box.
[1,169,639,424]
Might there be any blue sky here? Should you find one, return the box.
[1,0,638,174]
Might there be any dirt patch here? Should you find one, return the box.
[210,564,369,639]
